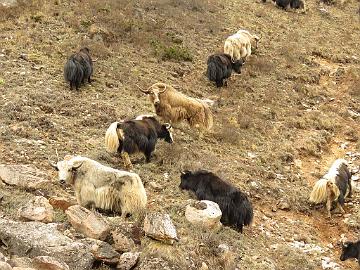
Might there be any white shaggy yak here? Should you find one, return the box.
[224,29,260,62]
[138,82,213,131]
[309,159,352,218]
[50,155,147,219]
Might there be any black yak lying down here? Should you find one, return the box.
[179,170,253,232]
[340,240,360,265]
[64,47,93,90]
[206,53,244,88]
[273,0,305,9]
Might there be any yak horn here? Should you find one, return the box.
[165,123,172,129]
[72,161,84,170]
[158,84,167,93]
[48,159,58,170]
[136,84,150,94]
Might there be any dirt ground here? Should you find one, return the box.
[1,0,360,269]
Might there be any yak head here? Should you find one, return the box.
[161,123,174,143]
[49,157,83,185]
[232,59,244,74]
[80,47,90,55]
[179,170,194,190]
[340,241,358,261]
[138,83,168,106]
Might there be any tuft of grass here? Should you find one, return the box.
[151,39,193,62]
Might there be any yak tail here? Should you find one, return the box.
[202,102,214,130]
[309,178,329,204]
[224,41,234,61]
[64,57,83,85]
[105,122,122,153]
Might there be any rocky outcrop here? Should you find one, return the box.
[117,252,140,270]
[0,219,94,270]
[32,256,70,270]
[143,213,178,244]
[18,196,54,223]
[65,205,110,240]
[111,230,135,253]
[0,165,49,189]
[81,238,121,265]
[48,197,76,211]
[185,200,222,230]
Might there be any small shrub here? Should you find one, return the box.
[151,39,193,62]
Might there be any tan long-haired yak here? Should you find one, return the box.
[138,83,213,131]
[309,159,352,218]
[50,155,147,219]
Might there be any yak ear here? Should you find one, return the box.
[180,170,191,176]
[343,242,350,248]
[48,159,59,171]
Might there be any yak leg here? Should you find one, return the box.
[336,202,345,215]
[121,152,133,170]
[326,197,332,218]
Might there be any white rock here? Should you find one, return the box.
[185,200,222,230]
[143,212,178,244]
[18,196,54,223]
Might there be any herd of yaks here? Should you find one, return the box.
[52,20,360,265]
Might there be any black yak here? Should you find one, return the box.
[206,53,244,87]
[105,115,173,170]
[309,159,352,218]
[273,0,305,9]
[340,240,360,265]
[64,47,93,90]
[179,170,253,232]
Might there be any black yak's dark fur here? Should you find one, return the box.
[179,170,253,232]
[335,162,352,206]
[273,0,305,9]
[340,240,360,265]
[118,116,173,162]
[64,47,93,90]
[206,53,243,88]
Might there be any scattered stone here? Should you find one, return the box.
[0,261,12,270]
[148,181,162,191]
[7,256,33,268]
[111,230,135,253]
[48,196,76,211]
[185,200,222,230]
[199,262,209,270]
[33,256,70,270]
[0,164,50,189]
[277,201,291,211]
[0,0,18,7]
[321,256,340,270]
[143,212,178,244]
[82,239,120,265]
[218,244,230,253]
[117,252,140,270]
[65,205,110,240]
[0,218,94,269]
[18,196,54,223]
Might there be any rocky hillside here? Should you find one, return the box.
[1,0,360,269]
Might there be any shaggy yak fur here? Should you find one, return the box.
[206,53,244,87]
[267,0,305,10]
[224,29,260,62]
[50,155,147,219]
[64,47,93,90]
[105,115,173,169]
[340,240,360,265]
[179,170,253,232]
[309,159,352,218]
[139,83,213,131]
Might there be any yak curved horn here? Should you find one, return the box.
[165,123,172,129]
[158,84,167,93]
[136,84,150,94]
[48,159,58,170]
[72,161,84,170]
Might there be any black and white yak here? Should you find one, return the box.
[309,159,352,218]
[179,170,254,232]
[264,0,306,10]
[206,53,244,88]
[64,47,93,90]
[105,115,173,170]
[340,240,360,266]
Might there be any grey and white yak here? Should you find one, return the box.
[49,155,147,219]
[309,159,352,218]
